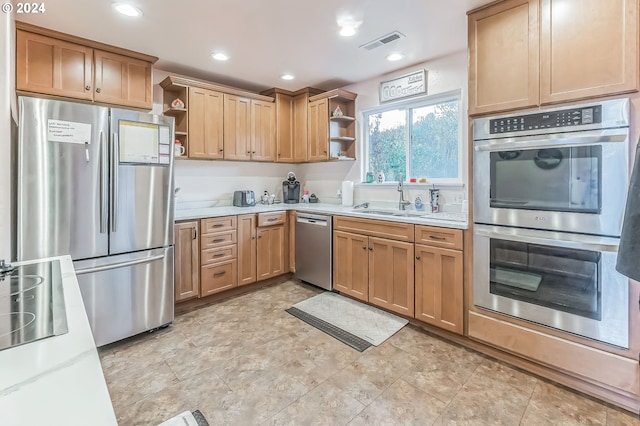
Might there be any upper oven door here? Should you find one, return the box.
[473,128,629,236]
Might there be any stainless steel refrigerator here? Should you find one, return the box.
[16,96,175,347]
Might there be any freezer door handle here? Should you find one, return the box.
[99,131,108,233]
[110,133,119,232]
[75,253,165,275]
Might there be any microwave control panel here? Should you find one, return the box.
[490,105,602,134]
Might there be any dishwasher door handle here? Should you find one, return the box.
[297,217,328,226]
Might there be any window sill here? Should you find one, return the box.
[356,181,465,189]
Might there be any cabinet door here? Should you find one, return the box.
[188,87,224,159]
[93,50,152,109]
[368,237,414,317]
[275,93,294,162]
[251,99,276,161]
[201,259,237,296]
[415,244,463,334]
[16,30,93,101]
[333,230,369,301]
[540,0,638,104]
[256,225,285,280]
[307,98,329,161]
[468,0,539,115]
[174,221,200,302]
[288,211,296,272]
[237,214,257,286]
[223,94,252,160]
[293,93,309,162]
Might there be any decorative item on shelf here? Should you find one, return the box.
[309,194,319,203]
[332,106,344,117]
[409,178,417,183]
[376,171,385,183]
[415,196,425,211]
[419,178,427,183]
[261,190,270,205]
[365,172,374,183]
[174,139,185,157]
[171,98,185,109]
[302,189,310,204]
[429,185,440,213]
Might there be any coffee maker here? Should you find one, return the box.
[282,171,300,204]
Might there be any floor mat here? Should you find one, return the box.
[287,292,408,347]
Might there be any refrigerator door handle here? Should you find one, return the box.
[111,133,119,233]
[75,253,165,275]
[99,131,108,233]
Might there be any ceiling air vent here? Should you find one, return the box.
[360,31,405,51]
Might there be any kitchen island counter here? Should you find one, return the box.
[0,255,116,425]
[175,203,468,229]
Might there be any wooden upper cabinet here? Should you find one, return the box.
[17,30,93,101]
[93,49,152,109]
[188,87,224,159]
[368,237,415,317]
[251,99,276,161]
[468,0,539,115]
[539,0,639,104]
[292,93,310,162]
[274,93,294,162]
[223,94,252,160]
[308,98,329,161]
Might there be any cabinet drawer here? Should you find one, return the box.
[201,259,237,296]
[257,211,286,227]
[201,245,237,265]
[334,216,414,242]
[201,230,237,249]
[201,216,237,234]
[415,225,462,250]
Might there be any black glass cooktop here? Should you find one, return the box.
[0,260,68,351]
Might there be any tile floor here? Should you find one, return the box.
[99,280,640,425]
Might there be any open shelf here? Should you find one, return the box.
[330,115,356,122]
[175,131,188,136]
[329,156,356,161]
[330,136,356,142]
[163,107,187,115]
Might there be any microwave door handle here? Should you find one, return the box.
[475,226,619,253]
[110,133,119,233]
[99,131,108,233]
[474,129,628,152]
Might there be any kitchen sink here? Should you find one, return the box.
[351,209,467,223]
[352,209,423,217]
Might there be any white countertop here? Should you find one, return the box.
[0,256,117,426]
[175,202,468,229]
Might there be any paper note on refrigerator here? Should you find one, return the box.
[119,121,159,163]
[47,119,92,144]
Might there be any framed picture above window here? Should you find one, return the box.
[364,89,462,184]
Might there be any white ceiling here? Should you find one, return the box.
[17,0,492,92]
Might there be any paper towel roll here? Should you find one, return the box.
[341,181,354,206]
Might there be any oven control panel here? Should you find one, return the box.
[490,105,602,134]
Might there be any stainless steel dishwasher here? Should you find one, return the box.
[295,212,332,290]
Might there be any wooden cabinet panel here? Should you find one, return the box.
[415,225,463,250]
[201,230,237,250]
[293,93,310,162]
[93,49,152,109]
[174,221,199,302]
[251,99,276,161]
[275,93,294,162]
[415,244,463,334]
[540,0,639,104]
[223,94,252,160]
[334,216,414,242]
[188,87,224,159]
[201,259,237,296]
[333,230,369,301]
[238,214,257,286]
[256,225,286,280]
[17,30,93,101]
[468,0,539,115]
[201,216,237,233]
[368,237,414,317]
[288,211,296,272]
[307,98,329,161]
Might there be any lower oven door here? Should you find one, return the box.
[473,224,628,348]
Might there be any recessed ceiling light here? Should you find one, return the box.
[113,3,142,17]
[339,26,357,37]
[280,73,295,81]
[211,53,229,61]
[337,17,361,37]
[386,52,404,61]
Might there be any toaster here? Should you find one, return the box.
[233,190,256,207]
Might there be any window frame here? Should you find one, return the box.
[361,89,463,186]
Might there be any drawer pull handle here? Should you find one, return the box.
[429,235,446,241]
[267,218,278,221]
[213,253,225,258]
[213,271,226,277]
[362,246,367,250]
[212,224,224,228]
[213,239,225,243]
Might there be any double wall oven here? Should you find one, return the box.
[473,98,630,348]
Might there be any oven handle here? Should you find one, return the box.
[474,129,628,152]
[474,224,620,252]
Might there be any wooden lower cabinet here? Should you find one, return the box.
[174,221,200,302]
[415,244,464,334]
[333,230,369,301]
[288,211,296,272]
[369,237,415,317]
[256,224,286,280]
[201,259,238,296]
[238,214,257,286]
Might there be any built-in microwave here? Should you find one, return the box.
[473,98,630,237]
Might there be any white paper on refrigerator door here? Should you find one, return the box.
[47,119,92,144]
[119,121,159,164]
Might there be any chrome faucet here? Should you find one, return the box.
[397,174,411,210]
[354,202,369,209]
